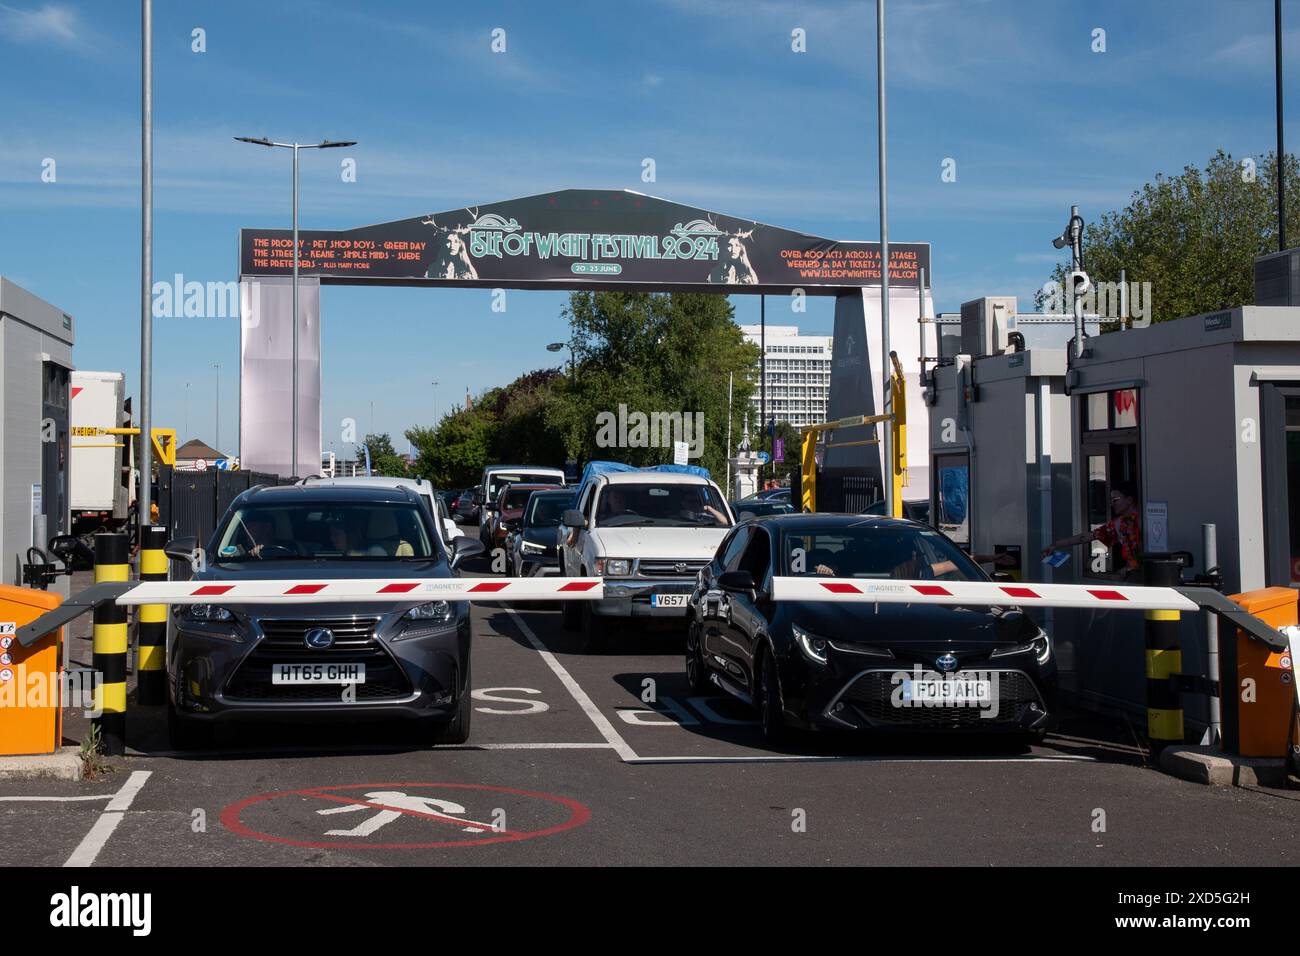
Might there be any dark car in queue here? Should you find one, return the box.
[507,489,575,577]
[455,487,480,523]
[685,514,1056,745]
[732,499,796,521]
[164,483,485,749]
[487,482,562,555]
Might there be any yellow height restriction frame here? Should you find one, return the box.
[800,351,907,515]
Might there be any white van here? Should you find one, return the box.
[477,465,566,546]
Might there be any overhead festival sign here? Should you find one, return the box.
[239,189,929,294]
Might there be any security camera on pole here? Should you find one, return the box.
[1053,205,1088,360]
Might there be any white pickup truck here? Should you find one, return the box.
[558,470,734,652]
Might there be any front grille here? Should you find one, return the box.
[836,669,1042,728]
[224,616,413,702]
[638,560,707,577]
[256,617,379,653]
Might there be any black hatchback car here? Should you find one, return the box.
[686,514,1056,744]
[164,484,484,748]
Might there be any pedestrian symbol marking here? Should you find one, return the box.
[314,790,500,836]
[221,782,590,850]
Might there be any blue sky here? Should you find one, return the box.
[0,0,1295,458]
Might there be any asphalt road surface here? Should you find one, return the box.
[5,550,1300,867]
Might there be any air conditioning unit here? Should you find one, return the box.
[959,296,1018,358]
[1254,248,1300,306]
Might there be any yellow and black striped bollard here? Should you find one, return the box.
[137,526,167,706]
[92,533,130,755]
[1144,557,1184,752]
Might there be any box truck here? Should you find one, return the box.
[70,371,134,534]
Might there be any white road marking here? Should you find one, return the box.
[0,794,113,802]
[627,754,1098,765]
[505,609,640,762]
[434,742,615,750]
[64,770,152,868]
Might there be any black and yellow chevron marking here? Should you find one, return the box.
[137,525,167,706]
[93,533,130,755]
[1144,569,1184,747]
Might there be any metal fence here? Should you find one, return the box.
[156,465,289,546]
[815,469,880,514]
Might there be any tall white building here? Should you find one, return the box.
[738,324,833,429]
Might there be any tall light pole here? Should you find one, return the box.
[1277,0,1287,250]
[876,0,894,517]
[184,381,190,438]
[235,136,356,477]
[139,0,154,525]
[431,380,439,423]
[213,363,220,454]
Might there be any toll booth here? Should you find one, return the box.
[0,278,75,593]
[1054,304,1300,719]
[926,348,1074,577]
[928,299,1300,724]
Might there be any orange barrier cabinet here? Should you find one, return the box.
[1228,587,1299,758]
[0,585,64,757]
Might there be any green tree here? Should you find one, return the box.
[407,408,496,488]
[406,369,568,488]
[360,433,409,477]
[548,291,759,479]
[1038,150,1300,325]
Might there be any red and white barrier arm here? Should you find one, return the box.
[115,577,604,606]
[770,577,1198,612]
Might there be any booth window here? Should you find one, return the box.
[933,450,970,547]
[1259,385,1300,587]
[1079,388,1141,576]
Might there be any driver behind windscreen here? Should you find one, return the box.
[233,511,278,559]
[677,487,727,524]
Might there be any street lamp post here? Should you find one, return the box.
[213,363,220,454]
[235,136,356,477]
[431,380,439,423]
[546,341,575,378]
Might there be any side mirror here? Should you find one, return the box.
[450,536,485,568]
[562,509,585,529]
[164,536,198,563]
[718,570,756,594]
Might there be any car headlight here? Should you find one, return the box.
[596,558,632,577]
[178,604,233,622]
[990,631,1051,664]
[521,540,545,554]
[402,601,453,624]
[792,623,829,665]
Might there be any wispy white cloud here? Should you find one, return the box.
[0,2,80,46]
[1210,28,1300,70]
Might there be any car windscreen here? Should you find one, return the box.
[488,472,561,500]
[503,486,551,510]
[595,483,732,528]
[525,494,572,527]
[215,502,437,561]
[780,525,982,581]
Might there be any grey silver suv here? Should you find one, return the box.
[164,483,484,749]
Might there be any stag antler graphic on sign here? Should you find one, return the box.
[422,207,480,281]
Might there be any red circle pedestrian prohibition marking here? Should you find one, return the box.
[221,782,591,850]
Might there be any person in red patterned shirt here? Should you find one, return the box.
[1043,482,1142,578]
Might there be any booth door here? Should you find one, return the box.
[1260,384,1300,587]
